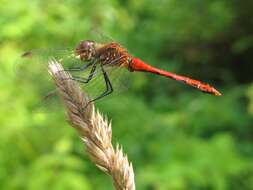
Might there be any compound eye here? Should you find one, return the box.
[75,40,95,60]
[77,40,94,52]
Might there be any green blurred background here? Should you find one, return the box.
[1,0,253,189]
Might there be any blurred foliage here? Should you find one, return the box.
[0,0,253,189]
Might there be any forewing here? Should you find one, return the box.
[15,49,95,112]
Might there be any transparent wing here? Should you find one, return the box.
[87,28,115,44]
[15,49,132,113]
[15,49,101,112]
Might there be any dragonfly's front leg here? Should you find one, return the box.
[68,63,97,83]
[64,61,94,72]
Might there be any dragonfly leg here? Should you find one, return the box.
[62,63,97,83]
[86,64,113,105]
[43,63,96,103]
[64,61,94,72]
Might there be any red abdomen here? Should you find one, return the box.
[129,57,221,96]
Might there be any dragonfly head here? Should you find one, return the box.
[75,40,96,61]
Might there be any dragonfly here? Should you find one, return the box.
[18,40,221,111]
[64,40,221,97]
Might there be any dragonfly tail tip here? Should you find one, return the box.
[213,89,222,96]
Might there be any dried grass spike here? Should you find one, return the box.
[48,59,135,190]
